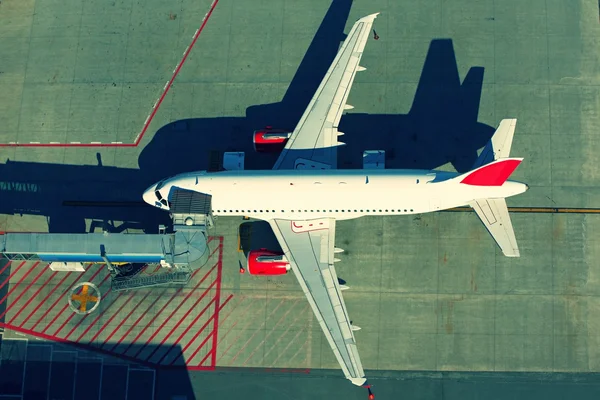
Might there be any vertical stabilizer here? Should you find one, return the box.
[472,119,517,169]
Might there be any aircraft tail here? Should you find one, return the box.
[471,119,517,169]
[457,157,523,187]
[454,140,524,257]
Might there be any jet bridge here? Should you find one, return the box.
[0,227,209,268]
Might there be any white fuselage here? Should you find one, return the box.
[143,169,527,220]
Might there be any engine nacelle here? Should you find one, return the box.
[253,127,292,153]
[246,249,290,275]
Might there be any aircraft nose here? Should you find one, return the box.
[142,184,157,206]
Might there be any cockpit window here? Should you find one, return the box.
[160,199,168,206]
[156,178,168,190]
[155,190,163,200]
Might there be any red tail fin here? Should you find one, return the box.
[460,158,523,186]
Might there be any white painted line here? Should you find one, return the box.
[70,142,81,144]
[153,100,159,109]
[9,142,16,144]
[144,116,150,125]
[183,46,189,56]
[90,142,101,144]
[29,142,40,144]
[111,142,123,144]
[50,142,60,144]
[163,81,170,90]
[195,28,199,36]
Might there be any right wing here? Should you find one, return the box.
[469,197,520,257]
[268,218,367,386]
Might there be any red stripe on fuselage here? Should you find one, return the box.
[460,159,522,186]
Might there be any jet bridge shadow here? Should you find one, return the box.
[0,0,493,234]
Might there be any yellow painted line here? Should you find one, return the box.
[445,207,600,214]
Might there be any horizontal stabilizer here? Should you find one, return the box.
[460,158,523,186]
[470,198,520,257]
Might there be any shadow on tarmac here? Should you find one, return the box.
[0,0,492,232]
[0,340,197,400]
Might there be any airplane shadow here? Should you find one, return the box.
[0,0,494,233]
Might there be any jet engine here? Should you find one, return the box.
[253,127,292,152]
[246,249,290,275]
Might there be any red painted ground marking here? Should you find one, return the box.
[0,261,40,307]
[144,279,218,362]
[286,335,311,366]
[0,260,13,281]
[210,238,224,367]
[216,296,254,345]
[84,292,131,343]
[46,272,111,335]
[108,288,168,352]
[0,0,220,148]
[0,262,43,320]
[8,269,59,325]
[227,298,288,365]
[0,261,26,292]
[204,295,244,352]
[197,348,214,368]
[126,263,217,357]
[270,325,308,367]
[263,303,311,362]
[183,294,233,366]
[157,296,217,365]
[241,299,302,367]
[0,323,158,370]
[30,265,99,330]
[21,271,76,328]
[100,289,153,347]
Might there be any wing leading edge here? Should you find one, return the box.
[269,218,366,386]
[273,13,380,170]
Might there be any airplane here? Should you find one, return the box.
[143,12,528,398]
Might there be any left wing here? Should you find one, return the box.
[268,218,367,386]
[273,13,380,170]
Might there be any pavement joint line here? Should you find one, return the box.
[242,298,303,367]
[262,303,311,363]
[158,295,218,365]
[37,266,104,333]
[21,268,81,328]
[0,261,26,292]
[217,298,271,363]
[0,261,43,321]
[53,274,112,337]
[270,320,309,367]
[100,289,153,347]
[84,291,132,344]
[8,269,59,325]
[108,288,168,352]
[183,294,234,366]
[147,279,219,363]
[120,267,207,355]
[129,263,218,358]
[228,298,288,366]
[0,0,221,148]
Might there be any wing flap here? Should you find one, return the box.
[269,218,366,386]
[470,198,520,257]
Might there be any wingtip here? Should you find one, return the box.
[358,12,380,22]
